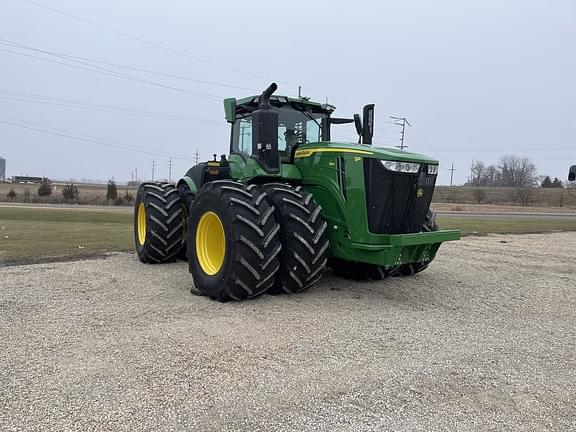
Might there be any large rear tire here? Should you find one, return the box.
[134,182,185,263]
[177,182,196,260]
[261,183,329,294]
[187,181,281,301]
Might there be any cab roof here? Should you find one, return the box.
[224,95,336,123]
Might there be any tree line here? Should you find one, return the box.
[6,179,134,205]
[466,155,563,188]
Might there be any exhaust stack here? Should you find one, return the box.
[252,83,280,173]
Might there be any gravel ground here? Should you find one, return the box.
[1,233,575,431]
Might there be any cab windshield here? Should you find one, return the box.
[231,106,326,160]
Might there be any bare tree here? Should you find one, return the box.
[484,165,500,186]
[470,160,486,186]
[469,161,500,186]
[498,155,539,187]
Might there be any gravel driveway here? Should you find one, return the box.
[1,233,575,431]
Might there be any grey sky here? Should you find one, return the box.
[1,0,575,185]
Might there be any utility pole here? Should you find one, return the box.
[390,116,411,151]
[135,166,138,183]
[194,149,200,165]
[298,85,302,99]
[168,157,173,183]
[449,163,456,186]
[151,160,155,181]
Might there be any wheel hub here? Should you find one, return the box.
[196,211,225,275]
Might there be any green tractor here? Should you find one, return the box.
[134,83,460,301]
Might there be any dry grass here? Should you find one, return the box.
[433,186,576,208]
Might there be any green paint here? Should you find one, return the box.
[181,176,197,194]
[228,154,301,182]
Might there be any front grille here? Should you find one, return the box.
[363,158,436,234]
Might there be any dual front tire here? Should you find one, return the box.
[187,181,329,301]
[186,181,282,301]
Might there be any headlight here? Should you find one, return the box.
[427,164,439,175]
[380,160,420,173]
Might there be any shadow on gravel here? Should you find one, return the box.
[0,252,118,268]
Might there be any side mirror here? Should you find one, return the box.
[353,114,363,137]
[569,165,576,182]
[321,117,331,141]
[362,104,374,145]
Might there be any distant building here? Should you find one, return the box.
[12,176,49,184]
[0,156,5,182]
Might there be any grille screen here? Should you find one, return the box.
[363,158,436,234]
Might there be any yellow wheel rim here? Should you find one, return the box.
[137,202,147,245]
[196,211,225,275]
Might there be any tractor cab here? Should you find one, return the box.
[228,96,329,163]
[224,83,375,175]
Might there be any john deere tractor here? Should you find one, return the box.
[134,83,460,301]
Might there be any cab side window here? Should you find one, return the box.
[232,117,252,155]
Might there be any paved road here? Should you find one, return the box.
[437,211,576,219]
[1,233,575,431]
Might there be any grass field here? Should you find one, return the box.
[437,216,576,236]
[1,207,576,264]
[0,207,133,264]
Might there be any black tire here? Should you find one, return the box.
[396,209,438,276]
[187,180,281,301]
[177,181,196,212]
[177,182,196,260]
[328,258,399,281]
[134,182,185,263]
[261,183,329,294]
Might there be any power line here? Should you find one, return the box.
[0,38,260,93]
[0,46,222,101]
[0,90,223,124]
[0,115,194,161]
[20,0,358,107]
[21,0,273,83]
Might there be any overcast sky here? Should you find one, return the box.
[1,0,575,185]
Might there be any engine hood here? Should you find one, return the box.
[295,141,439,165]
